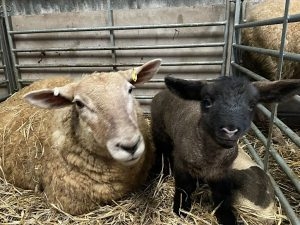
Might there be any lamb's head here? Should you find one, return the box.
[24,59,161,165]
[165,76,300,148]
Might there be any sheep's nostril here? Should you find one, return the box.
[118,137,141,154]
[221,127,238,138]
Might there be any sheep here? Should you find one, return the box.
[209,148,276,225]
[241,0,300,143]
[0,58,161,215]
[242,0,300,80]
[151,75,300,225]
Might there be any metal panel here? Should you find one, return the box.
[233,1,300,224]
[3,3,228,113]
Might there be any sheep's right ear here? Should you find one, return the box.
[24,83,76,109]
[253,79,300,103]
[165,76,206,100]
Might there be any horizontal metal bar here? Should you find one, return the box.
[231,62,268,80]
[0,80,8,85]
[235,13,300,29]
[10,21,227,35]
[250,122,300,192]
[135,96,152,100]
[233,44,300,62]
[256,104,300,147]
[13,43,225,53]
[242,137,300,225]
[16,61,223,68]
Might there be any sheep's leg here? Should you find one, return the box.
[151,133,173,176]
[209,179,237,225]
[173,169,197,217]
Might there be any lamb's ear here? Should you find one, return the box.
[23,83,76,109]
[125,58,162,85]
[253,79,300,103]
[165,76,206,100]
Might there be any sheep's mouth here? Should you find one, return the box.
[215,137,237,148]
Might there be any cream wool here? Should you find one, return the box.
[0,59,161,215]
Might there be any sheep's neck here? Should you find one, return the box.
[190,120,238,181]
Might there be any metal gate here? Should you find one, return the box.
[232,1,300,224]
[0,0,299,224]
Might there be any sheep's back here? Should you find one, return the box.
[0,77,72,189]
[242,0,300,80]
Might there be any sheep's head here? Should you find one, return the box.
[165,76,300,148]
[24,59,161,166]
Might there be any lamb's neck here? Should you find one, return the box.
[197,122,238,170]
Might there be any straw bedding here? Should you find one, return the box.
[0,115,298,224]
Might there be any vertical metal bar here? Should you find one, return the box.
[221,0,230,76]
[0,16,14,94]
[1,0,20,91]
[231,0,242,76]
[263,0,290,171]
[107,0,117,71]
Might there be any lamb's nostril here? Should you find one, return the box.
[118,137,141,154]
[221,127,238,138]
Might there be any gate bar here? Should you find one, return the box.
[242,137,300,225]
[9,21,227,35]
[250,122,300,192]
[12,43,225,52]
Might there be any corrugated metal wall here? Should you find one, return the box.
[0,0,229,113]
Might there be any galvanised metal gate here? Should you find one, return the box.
[232,1,300,224]
[0,0,299,224]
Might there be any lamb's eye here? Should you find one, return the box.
[248,102,256,111]
[203,98,213,109]
[74,100,85,109]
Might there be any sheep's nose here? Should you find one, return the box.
[221,127,239,138]
[117,137,140,154]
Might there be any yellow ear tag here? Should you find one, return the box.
[131,68,138,82]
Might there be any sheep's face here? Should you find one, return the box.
[199,77,259,148]
[73,73,145,166]
[165,76,300,148]
[24,59,161,166]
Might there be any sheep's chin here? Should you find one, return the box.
[106,139,145,166]
[215,136,237,149]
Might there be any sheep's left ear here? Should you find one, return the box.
[165,76,206,100]
[23,83,77,109]
[253,79,300,103]
[125,58,162,85]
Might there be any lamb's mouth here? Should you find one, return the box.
[215,137,237,148]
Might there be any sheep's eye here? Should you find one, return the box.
[248,102,256,111]
[74,100,85,109]
[203,98,213,109]
[128,87,133,94]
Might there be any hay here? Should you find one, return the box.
[0,116,298,224]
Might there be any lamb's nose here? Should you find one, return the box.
[117,137,141,154]
[221,127,238,138]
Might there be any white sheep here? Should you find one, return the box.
[0,59,161,215]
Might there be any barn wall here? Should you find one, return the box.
[3,1,229,113]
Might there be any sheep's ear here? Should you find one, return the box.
[125,58,162,85]
[253,79,300,103]
[23,83,76,109]
[165,76,206,100]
